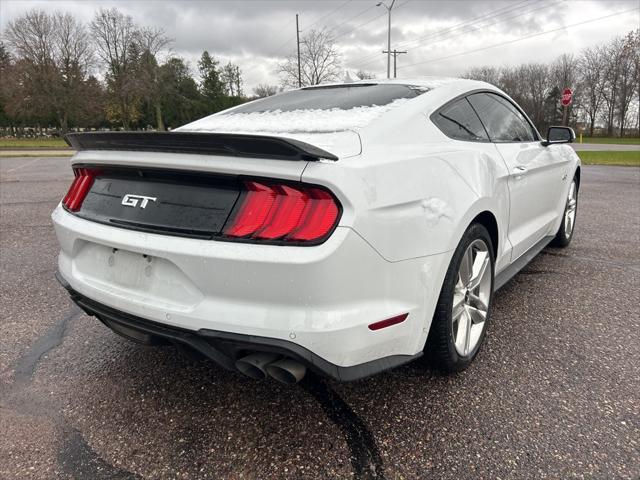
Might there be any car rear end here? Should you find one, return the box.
[52,131,429,382]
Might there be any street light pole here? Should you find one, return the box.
[296,14,302,87]
[377,0,396,79]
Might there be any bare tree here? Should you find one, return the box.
[578,46,607,136]
[51,12,94,131]
[548,54,579,126]
[615,30,639,136]
[135,27,171,130]
[463,66,501,87]
[4,9,96,132]
[136,26,171,57]
[524,64,550,130]
[90,8,140,129]
[633,31,640,136]
[355,70,376,80]
[253,84,278,98]
[459,32,638,135]
[4,10,57,125]
[90,8,171,129]
[600,36,627,136]
[4,10,55,65]
[278,29,341,88]
[221,62,243,97]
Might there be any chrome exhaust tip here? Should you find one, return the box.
[235,353,279,380]
[265,358,307,384]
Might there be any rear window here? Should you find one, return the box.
[432,98,489,142]
[226,84,428,113]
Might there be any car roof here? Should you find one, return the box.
[177,77,501,136]
[304,76,470,90]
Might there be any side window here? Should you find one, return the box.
[432,98,489,142]
[467,93,537,142]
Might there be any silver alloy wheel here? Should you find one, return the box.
[452,239,492,357]
[564,180,577,239]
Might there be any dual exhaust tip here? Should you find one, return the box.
[235,353,306,384]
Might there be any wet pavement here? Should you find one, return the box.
[1,157,638,479]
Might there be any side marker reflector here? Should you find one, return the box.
[368,313,409,331]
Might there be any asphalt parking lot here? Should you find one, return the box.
[1,157,638,479]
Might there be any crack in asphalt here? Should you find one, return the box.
[301,375,386,480]
[7,306,386,479]
[59,429,142,480]
[12,306,81,384]
[5,306,141,479]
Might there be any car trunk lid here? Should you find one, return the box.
[76,166,240,239]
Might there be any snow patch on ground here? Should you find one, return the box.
[177,98,412,134]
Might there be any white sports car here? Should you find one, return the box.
[53,78,580,383]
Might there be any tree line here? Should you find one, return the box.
[1,7,638,137]
[0,8,253,134]
[464,29,639,137]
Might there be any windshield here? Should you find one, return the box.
[226,84,428,114]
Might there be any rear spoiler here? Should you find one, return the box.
[64,132,339,162]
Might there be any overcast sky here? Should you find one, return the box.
[1,0,638,92]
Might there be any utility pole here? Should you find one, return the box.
[296,14,302,88]
[377,0,396,79]
[382,49,407,78]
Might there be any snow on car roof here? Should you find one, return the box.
[177,77,465,135]
[178,98,411,134]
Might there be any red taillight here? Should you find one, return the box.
[288,188,339,241]
[223,180,340,244]
[62,167,96,212]
[224,181,277,237]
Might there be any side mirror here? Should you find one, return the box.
[542,126,576,146]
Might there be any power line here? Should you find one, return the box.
[398,7,639,71]
[301,0,353,32]
[353,0,563,70]
[332,0,411,41]
[270,1,358,59]
[269,17,298,57]
[326,3,379,36]
[271,36,297,57]
[353,0,548,67]
[390,0,533,52]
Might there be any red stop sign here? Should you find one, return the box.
[561,88,573,107]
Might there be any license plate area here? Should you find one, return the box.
[74,242,203,310]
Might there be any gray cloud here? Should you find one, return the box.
[1,0,637,91]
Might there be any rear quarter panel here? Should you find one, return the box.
[302,133,511,267]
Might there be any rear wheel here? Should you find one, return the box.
[550,177,578,248]
[426,223,494,372]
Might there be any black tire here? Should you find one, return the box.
[550,176,578,248]
[425,223,495,373]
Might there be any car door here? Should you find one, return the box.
[430,96,513,273]
[468,92,567,261]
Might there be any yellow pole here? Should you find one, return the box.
[579,133,583,143]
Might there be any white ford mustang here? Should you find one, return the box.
[52,78,580,383]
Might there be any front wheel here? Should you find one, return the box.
[426,223,494,373]
[550,177,578,248]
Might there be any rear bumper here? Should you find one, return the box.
[52,204,451,373]
[56,272,421,381]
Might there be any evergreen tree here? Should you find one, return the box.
[198,51,226,113]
